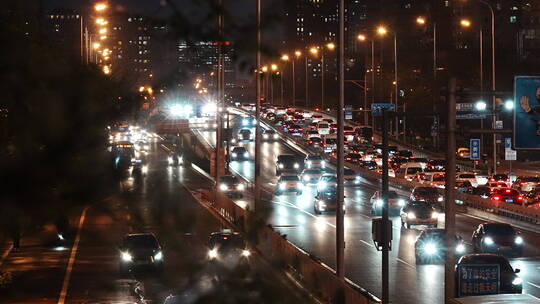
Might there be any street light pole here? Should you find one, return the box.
[393,33,399,139]
[305,56,309,107]
[280,71,284,105]
[292,56,296,106]
[254,0,262,213]
[321,52,325,110]
[336,0,345,279]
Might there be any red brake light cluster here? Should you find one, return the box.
[492,195,502,201]
[517,195,523,201]
[505,189,512,193]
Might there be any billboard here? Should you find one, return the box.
[514,76,540,149]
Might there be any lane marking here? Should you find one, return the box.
[359,239,375,248]
[396,257,415,269]
[528,282,540,289]
[57,206,89,304]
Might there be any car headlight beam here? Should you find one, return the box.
[208,249,218,259]
[154,251,163,261]
[484,237,494,245]
[242,249,251,257]
[121,251,133,262]
[515,236,523,245]
[456,244,465,253]
[407,212,416,219]
[423,243,437,255]
[512,277,523,285]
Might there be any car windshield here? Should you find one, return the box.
[232,147,246,153]
[408,202,433,210]
[263,129,275,134]
[459,174,475,178]
[322,176,337,182]
[220,176,239,184]
[308,155,323,160]
[280,175,299,181]
[124,235,158,249]
[407,167,423,174]
[416,187,439,195]
[492,174,508,180]
[326,139,337,144]
[278,155,296,162]
[240,130,251,134]
[344,169,356,175]
[484,224,515,235]
[388,192,398,199]
[309,137,321,141]
[304,169,321,174]
[319,124,329,128]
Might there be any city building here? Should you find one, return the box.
[45,9,83,61]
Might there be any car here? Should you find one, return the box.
[235,129,253,142]
[395,150,413,160]
[230,146,249,161]
[317,174,337,192]
[305,155,326,169]
[314,190,344,214]
[456,172,478,187]
[344,153,362,163]
[218,175,245,198]
[323,138,337,153]
[167,153,183,166]
[455,180,473,193]
[512,176,540,193]
[276,154,302,175]
[304,130,320,140]
[427,159,446,171]
[288,124,304,136]
[301,168,323,184]
[466,186,491,198]
[375,167,396,177]
[307,137,324,147]
[400,201,440,229]
[119,233,163,273]
[241,117,256,127]
[490,173,510,186]
[410,186,444,204]
[370,190,405,216]
[395,163,424,181]
[132,158,148,176]
[307,122,319,131]
[414,229,466,264]
[262,129,279,141]
[414,172,445,188]
[293,114,305,123]
[359,160,378,170]
[471,223,524,256]
[207,230,251,264]
[490,188,524,204]
[486,181,508,190]
[265,112,277,121]
[311,114,323,123]
[317,122,330,135]
[344,168,361,185]
[276,174,304,195]
[455,254,523,295]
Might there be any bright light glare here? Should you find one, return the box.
[505,100,514,110]
[121,252,132,262]
[475,101,487,111]
[170,104,184,116]
[203,103,217,114]
[424,243,437,255]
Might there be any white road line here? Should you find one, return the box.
[0,244,13,267]
[396,257,415,269]
[359,239,375,248]
[57,206,89,304]
[528,281,540,289]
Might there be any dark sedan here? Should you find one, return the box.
[414,229,466,264]
[471,223,524,257]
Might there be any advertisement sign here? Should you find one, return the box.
[514,76,540,149]
[505,137,517,160]
[457,264,500,297]
[470,139,481,160]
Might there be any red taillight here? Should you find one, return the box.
[493,195,502,201]
[505,189,512,193]
[223,236,228,240]
[517,195,523,201]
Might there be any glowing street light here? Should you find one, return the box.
[416,17,426,25]
[326,42,335,50]
[460,19,471,28]
[99,28,107,34]
[92,42,101,50]
[377,26,388,36]
[475,100,487,111]
[294,50,302,58]
[309,47,319,55]
[95,3,107,11]
[103,65,111,74]
[281,54,289,61]
[271,64,278,71]
[357,34,367,41]
[261,66,268,73]
[139,86,146,92]
[504,100,514,110]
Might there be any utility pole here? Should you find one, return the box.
[254,0,262,212]
[321,52,325,110]
[445,78,457,303]
[381,109,390,304]
[292,57,296,106]
[336,0,345,279]
[305,56,309,107]
[215,0,224,194]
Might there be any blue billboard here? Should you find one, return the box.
[514,76,540,149]
[470,139,481,160]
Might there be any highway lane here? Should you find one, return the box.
[196,113,540,303]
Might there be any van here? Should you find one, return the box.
[318,122,330,135]
[396,162,424,181]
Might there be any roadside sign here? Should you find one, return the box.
[514,76,540,149]
[495,120,503,130]
[457,114,487,120]
[505,138,512,149]
[457,264,500,297]
[470,139,481,160]
[505,149,517,160]
[456,103,475,111]
[371,103,395,117]
[345,105,353,120]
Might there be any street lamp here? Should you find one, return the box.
[475,100,487,111]
[95,3,107,11]
[416,17,426,25]
[281,55,289,105]
[291,50,302,106]
[504,100,514,110]
[357,33,375,114]
[460,19,471,28]
[377,25,400,138]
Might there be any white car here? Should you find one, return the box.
[317,174,337,192]
[276,174,303,195]
[304,130,321,140]
[305,155,326,169]
[311,114,324,123]
[317,122,330,135]
[301,169,323,185]
[456,172,478,187]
